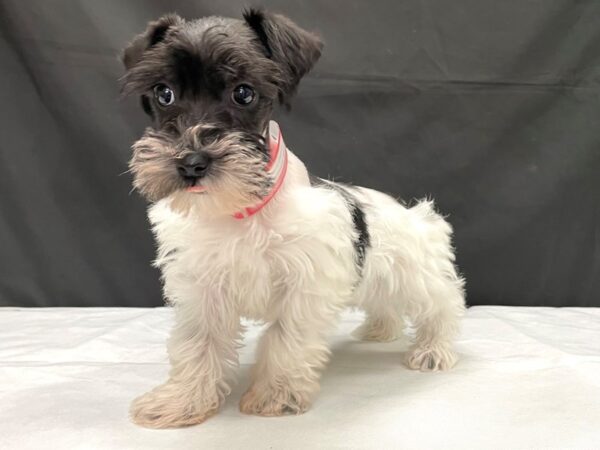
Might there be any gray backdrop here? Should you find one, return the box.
[1,0,599,307]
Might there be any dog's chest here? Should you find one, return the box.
[208,226,287,320]
[154,214,292,320]
[150,189,358,320]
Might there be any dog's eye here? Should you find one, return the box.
[232,84,255,106]
[154,84,175,107]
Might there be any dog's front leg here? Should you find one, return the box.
[240,290,343,417]
[130,287,241,428]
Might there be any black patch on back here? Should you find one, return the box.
[350,202,369,268]
[312,176,371,271]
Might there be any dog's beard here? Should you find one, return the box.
[130,125,272,215]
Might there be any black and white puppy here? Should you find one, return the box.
[121,9,465,428]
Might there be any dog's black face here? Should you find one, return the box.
[120,10,322,212]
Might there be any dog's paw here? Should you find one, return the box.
[130,384,216,429]
[239,385,312,417]
[406,345,457,372]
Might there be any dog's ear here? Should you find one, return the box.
[243,8,323,105]
[122,13,184,69]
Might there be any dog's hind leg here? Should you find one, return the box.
[352,284,405,343]
[404,280,464,372]
[401,209,466,371]
[354,199,465,370]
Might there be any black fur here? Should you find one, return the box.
[243,9,273,58]
[148,21,172,46]
[242,9,323,105]
[310,176,371,271]
[140,95,153,118]
[121,14,183,70]
[120,11,323,203]
[169,48,226,99]
[121,14,287,133]
[349,202,369,268]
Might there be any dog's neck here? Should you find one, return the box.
[232,120,289,220]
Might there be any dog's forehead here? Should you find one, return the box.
[174,17,260,64]
[179,16,243,40]
[165,17,266,97]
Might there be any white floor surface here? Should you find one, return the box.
[1,306,599,449]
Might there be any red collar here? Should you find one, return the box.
[232,121,288,219]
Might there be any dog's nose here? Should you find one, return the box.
[176,153,210,180]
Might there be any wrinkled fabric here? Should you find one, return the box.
[1,1,599,307]
[1,306,599,449]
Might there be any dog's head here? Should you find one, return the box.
[120,9,322,213]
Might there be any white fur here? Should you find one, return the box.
[130,150,465,428]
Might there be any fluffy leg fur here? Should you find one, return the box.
[401,204,465,371]
[406,317,460,372]
[130,285,241,428]
[351,196,465,368]
[352,303,404,343]
[240,293,345,416]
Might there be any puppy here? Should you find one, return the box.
[121,9,465,428]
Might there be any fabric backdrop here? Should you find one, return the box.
[1,0,599,307]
